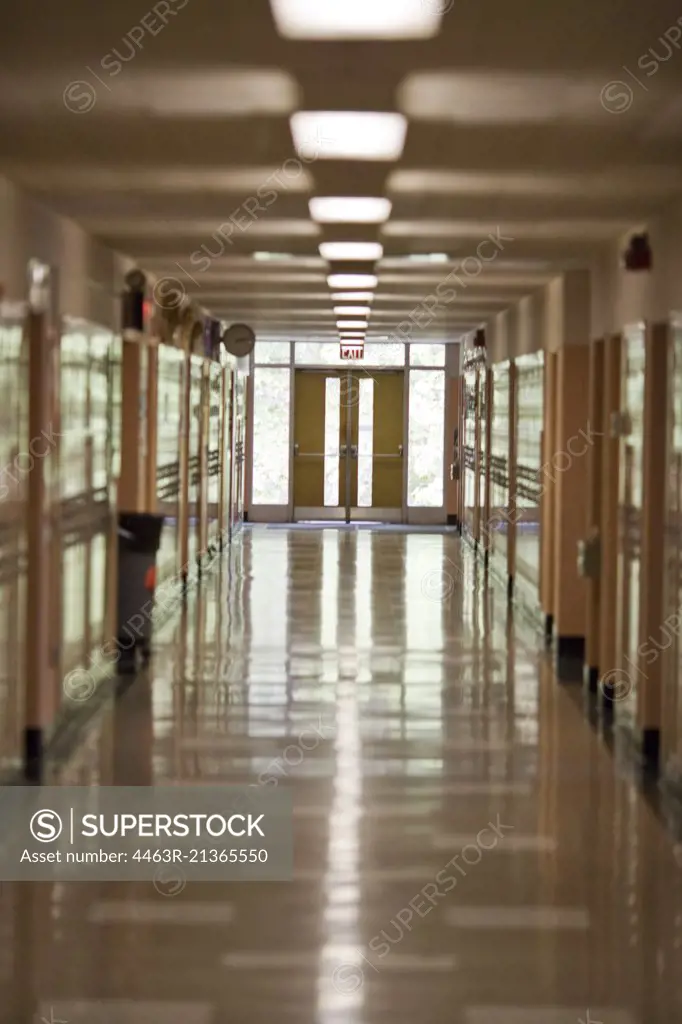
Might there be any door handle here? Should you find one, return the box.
[293,443,299,456]
[350,445,358,459]
[340,444,347,457]
[398,444,403,456]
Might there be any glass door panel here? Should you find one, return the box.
[491,361,510,576]
[324,377,341,507]
[357,378,374,508]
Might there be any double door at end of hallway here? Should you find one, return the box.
[293,369,404,521]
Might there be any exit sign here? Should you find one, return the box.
[340,343,364,361]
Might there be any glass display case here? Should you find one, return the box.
[0,308,28,771]
[490,360,511,581]
[207,361,223,543]
[232,370,247,527]
[616,323,646,736]
[156,343,184,578]
[59,318,117,678]
[461,351,484,542]
[514,351,544,608]
[663,315,682,788]
[188,355,203,566]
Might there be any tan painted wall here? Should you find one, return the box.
[591,197,682,338]
[0,173,133,327]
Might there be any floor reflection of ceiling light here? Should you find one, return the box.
[271,0,444,39]
[310,197,392,223]
[406,253,450,263]
[291,112,407,161]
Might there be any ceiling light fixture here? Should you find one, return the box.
[270,0,444,39]
[328,274,378,289]
[406,253,450,263]
[252,252,294,261]
[309,197,392,223]
[337,320,368,329]
[291,112,407,161]
[334,306,371,316]
[331,291,375,302]
[320,242,383,261]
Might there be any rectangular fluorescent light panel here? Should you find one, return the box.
[408,253,450,263]
[309,197,392,223]
[328,274,378,289]
[333,306,371,316]
[270,0,444,39]
[331,292,375,302]
[320,242,383,261]
[337,320,368,329]
[339,332,366,338]
[291,112,407,161]
[253,252,293,261]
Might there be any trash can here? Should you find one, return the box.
[117,513,165,672]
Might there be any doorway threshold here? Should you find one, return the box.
[263,522,458,533]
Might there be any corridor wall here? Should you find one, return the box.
[0,174,246,778]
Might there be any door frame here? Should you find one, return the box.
[246,345,449,525]
[291,367,407,523]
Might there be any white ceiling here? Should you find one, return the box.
[1,0,682,342]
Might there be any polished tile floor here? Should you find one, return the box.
[2,526,682,1023]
